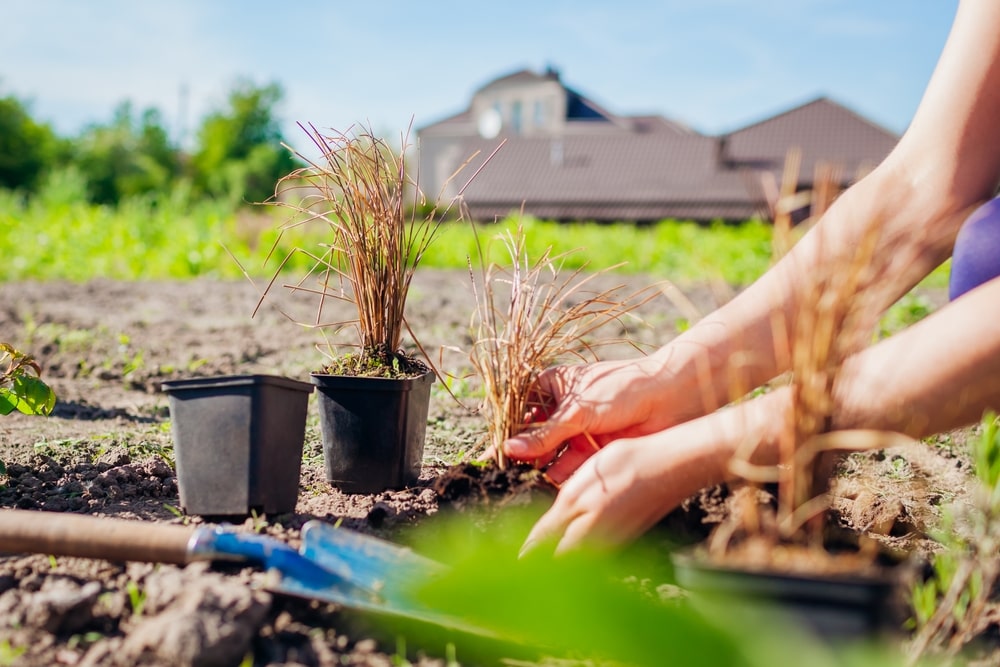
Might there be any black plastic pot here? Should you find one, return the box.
[162,374,313,516]
[671,553,902,642]
[311,369,434,494]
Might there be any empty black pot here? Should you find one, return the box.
[311,369,434,494]
[162,374,313,516]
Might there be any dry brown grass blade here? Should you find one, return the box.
[467,221,659,468]
[776,209,883,541]
[771,147,801,260]
[248,121,478,375]
[718,152,937,554]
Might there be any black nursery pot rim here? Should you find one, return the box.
[671,550,897,584]
[310,369,435,391]
[670,549,906,641]
[163,374,314,393]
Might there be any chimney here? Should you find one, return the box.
[716,134,730,167]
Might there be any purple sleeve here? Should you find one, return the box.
[949,196,1000,300]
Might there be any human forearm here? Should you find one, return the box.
[834,278,1000,438]
[648,171,955,424]
[652,0,1000,423]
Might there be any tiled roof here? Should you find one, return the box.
[724,97,898,183]
[418,75,898,222]
[452,134,765,222]
[473,68,558,93]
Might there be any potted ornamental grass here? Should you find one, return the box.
[255,122,476,494]
[671,158,936,642]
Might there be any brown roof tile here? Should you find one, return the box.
[453,134,764,222]
[724,96,897,183]
[418,78,898,222]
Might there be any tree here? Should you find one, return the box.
[72,102,180,205]
[0,92,60,192]
[191,79,297,204]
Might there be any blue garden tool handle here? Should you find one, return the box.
[0,509,353,591]
[188,527,351,594]
[0,509,491,632]
[0,510,393,606]
[0,509,335,578]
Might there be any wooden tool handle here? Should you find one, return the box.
[0,509,195,565]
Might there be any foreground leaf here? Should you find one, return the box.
[0,376,56,415]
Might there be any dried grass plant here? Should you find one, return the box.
[250,122,477,377]
[709,154,935,569]
[466,222,657,470]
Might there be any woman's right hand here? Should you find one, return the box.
[502,352,703,484]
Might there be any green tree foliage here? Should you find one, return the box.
[72,102,180,205]
[191,79,296,204]
[0,92,60,192]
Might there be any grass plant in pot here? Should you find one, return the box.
[671,160,935,644]
[257,122,472,494]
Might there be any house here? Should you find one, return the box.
[416,67,899,223]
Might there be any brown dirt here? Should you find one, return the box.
[0,272,983,665]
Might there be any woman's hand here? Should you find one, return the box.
[502,353,709,484]
[521,389,790,555]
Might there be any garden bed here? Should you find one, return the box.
[0,272,982,665]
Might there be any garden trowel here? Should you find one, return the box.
[0,508,484,635]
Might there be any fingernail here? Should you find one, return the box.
[503,437,529,458]
[518,538,537,560]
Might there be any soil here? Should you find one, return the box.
[0,272,985,666]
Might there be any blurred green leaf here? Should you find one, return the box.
[377,507,862,667]
[0,389,16,415]
[0,380,54,416]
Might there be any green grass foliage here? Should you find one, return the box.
[0,180,952,289]
[0,171,240,281]
[424,216,775,285]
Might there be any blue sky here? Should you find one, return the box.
[2,1,958,148]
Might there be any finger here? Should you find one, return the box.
[484,441,560,469]
[503,419,582,459]
[543,447,593,486]
[532,447,560,469]
[518,498,577,559]
[555,514,598,556]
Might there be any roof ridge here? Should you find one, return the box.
[724,95,897,138]
[472,67,551,94]
[724,95,832,135]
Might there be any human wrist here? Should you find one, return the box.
[632,346,708,428]
[713,387,790,470]
[644,329,743,425]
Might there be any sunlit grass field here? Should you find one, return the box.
[0,182,949,290]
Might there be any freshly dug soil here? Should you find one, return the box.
[0,272,982,665]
